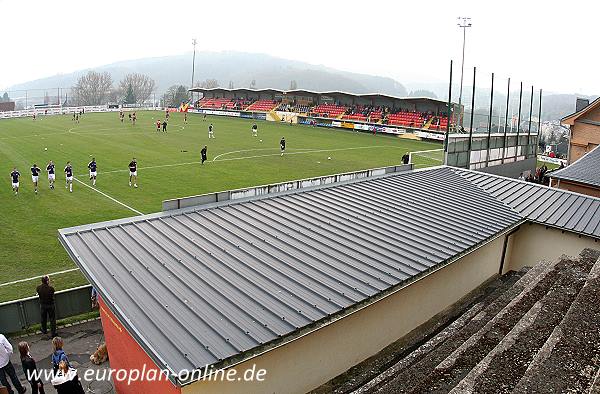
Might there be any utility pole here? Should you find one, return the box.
[457,16,472,127]
[191,38,197,103]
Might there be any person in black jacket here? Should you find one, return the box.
[18,341,45,394]
[36,275,57,338]
[51,361,84,394]
[201,146,207,165]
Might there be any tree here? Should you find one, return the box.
[118,73,155,104]
[1,92,9,102]
[72,71,113,106]
[289,80,298,90]
[408,90,438,99]
[250,79,256,89]
[124,84,136,104]
[195,79,219,89]
[162,85,189,107]
[228,80,234,89]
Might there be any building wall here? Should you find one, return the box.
[478,156,536,179]
[99,298,181,394]
[504,223,600,272]
[569,105,600,163]
[551,179,600,198]
[182,235,507,394]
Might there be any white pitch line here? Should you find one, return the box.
[73,177,144,215]
[212,147,315,161]
[75,160,204,177]
[75,146,390,177]
[0,268,80,287]
[214,145,389,162]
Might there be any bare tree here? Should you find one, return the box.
[163,85,189,107]
[118,73,156,104]
[72,71,113,106]
[195,79,219,89]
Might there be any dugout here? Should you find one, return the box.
[58,166,600,394]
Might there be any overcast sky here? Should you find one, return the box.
[1,0,595,95]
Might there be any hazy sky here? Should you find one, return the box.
[1,0,595,95]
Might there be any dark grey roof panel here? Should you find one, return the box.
[551,145,600,187]
[59,166,521,377]
[453,168,600,238]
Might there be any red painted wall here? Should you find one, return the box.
[99,299,181,394]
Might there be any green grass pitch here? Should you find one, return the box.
[0,111,442,302]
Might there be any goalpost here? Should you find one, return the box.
[409,148,445,168]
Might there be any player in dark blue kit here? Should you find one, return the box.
[88,158,97,186]
[31,164,41,194]
[280,136,286,156]
[10,167,20,195]
[46,160,55,189]
[129,158,138,188]
[64,161,74,193]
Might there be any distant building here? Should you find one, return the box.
[551,144,600,197]
[561,97,600,163]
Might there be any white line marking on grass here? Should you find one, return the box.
[212,147,314,161]
[214,145,389,162]
[0,268,80,287]
[75,146,399,177]
[74,177,144,215]
[75,160,205,177]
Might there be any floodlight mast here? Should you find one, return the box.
[457,17,472,128]
[191,38,197,103]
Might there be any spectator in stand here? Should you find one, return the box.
[37,276,57,339]
[19,341,45,394]
[0,333,27,394]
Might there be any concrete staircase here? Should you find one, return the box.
[352,248,600,394]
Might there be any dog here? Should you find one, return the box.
[90,343,108,365]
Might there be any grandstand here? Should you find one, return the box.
[190,87,458,133]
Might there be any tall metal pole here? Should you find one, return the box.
[486,73,494,167]
[537,88,543,139]
[502,78,510,163]
[457,17,472,128]
[516,82,523,159]
[444,60,453,157]
[526,85,534,158]
[191,38,197,103]
[467,67,476,168]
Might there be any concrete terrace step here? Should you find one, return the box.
[340,271,524,394]
[512,249,600,393]
[410,250,600,393]
[450,248,600,393]
[368,257,563,394]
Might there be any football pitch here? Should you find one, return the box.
[0,111,442,302]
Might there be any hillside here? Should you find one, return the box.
[6,51,408,97]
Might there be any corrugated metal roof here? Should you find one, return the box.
[550,145,600,187]
[453,168,600,238]
[58,167,522,381]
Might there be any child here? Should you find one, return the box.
[51,361,84,394]
[51,337,70,373]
